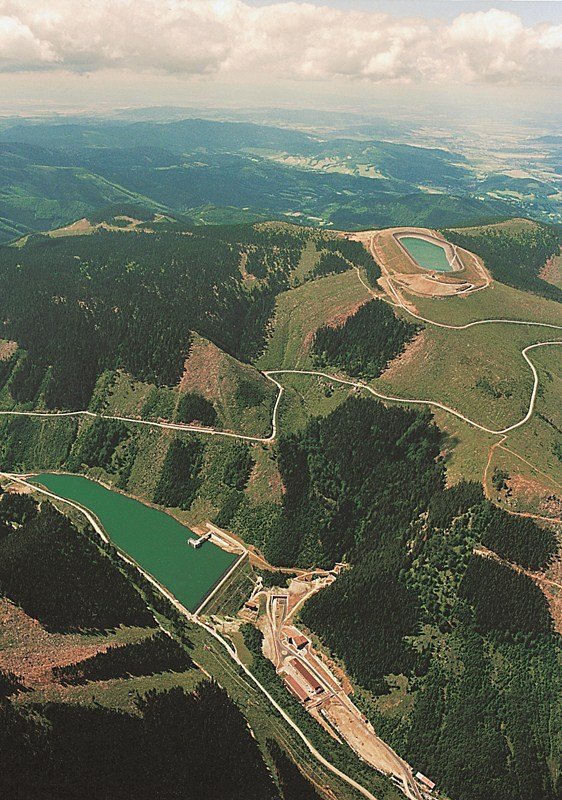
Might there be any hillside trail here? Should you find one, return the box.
[474,545,562,592]
[1,240,561,800]
[1,336,560,442]
[483,437,562,526]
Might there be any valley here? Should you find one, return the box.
[1,4,561,799]
[1,210,560,800]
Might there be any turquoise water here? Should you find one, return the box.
[31,473,237,612]
[399,236,452,272]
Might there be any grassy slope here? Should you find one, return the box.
[391,280,562,496]
[180,334,277,436]
[289,238,322,286]
[95,334,277,439]
[374,321,560,431]
[258,263,560,434]
[257,262,561,502]
[411,279,562,327]
[449,217,539,235]
[495,345,562,501]
[0,600,187,713]
[257,269,368,370]
[543,249,562,291]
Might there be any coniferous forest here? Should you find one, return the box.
[0,682,281,800]
[0,224,372,410]
[220,396,561,800]
[312,299,420,379]
[0,489,321,800]
[445,224,562,303]
[0,497,154,631]
[0,19,560,800]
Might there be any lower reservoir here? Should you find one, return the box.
[398,235,452,272]
[30,473,238,613]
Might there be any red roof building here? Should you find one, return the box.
[290,659,323,694]
[415,772,436,791]
[284,674,309,703]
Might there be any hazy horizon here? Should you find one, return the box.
[0,1,560,127]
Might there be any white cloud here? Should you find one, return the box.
[0,1,559,84]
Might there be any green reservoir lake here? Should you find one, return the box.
[399,236,452,272]
[31,473,238,612]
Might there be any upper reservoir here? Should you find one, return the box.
[30,473,237,612]
[398,236,452,272]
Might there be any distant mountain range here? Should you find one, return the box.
[0,116,523,242]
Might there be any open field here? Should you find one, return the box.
[449,217,540,235]
[485,440,562,518]
[408,278,562,327]
[1,595,201,713]
[375,321,561,432]
[290,238,323,286]
[492,344,562,507]
[24,666,204,713]
[275,373,356,436]
[257,270,368,370]
[542,248,562,291]
[257,259,560,436]
[431,409,497,486]
[0,597,152,690]
[180,335,277,436]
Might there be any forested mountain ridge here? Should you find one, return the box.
[0,116,515,242]
[0,489,325,800]
[0,222,365,410]
[446,220,562,303]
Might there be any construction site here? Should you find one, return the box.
[239,570,437,800]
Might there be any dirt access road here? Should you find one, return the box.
[258,576,424,800]
[0,471,389,800]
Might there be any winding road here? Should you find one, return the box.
[1,235,561,800]
[1,231,561,444]
[1,334,559,441]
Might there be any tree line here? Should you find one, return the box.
[0,224,310,409]
[312,299,420,379]
[445,223,562,303]
[52,631,193,685]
